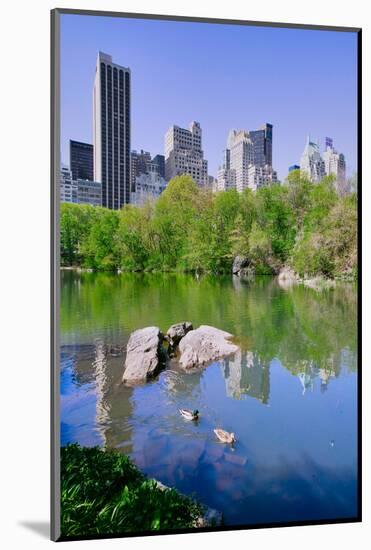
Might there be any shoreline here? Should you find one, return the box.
[60,265,356,283]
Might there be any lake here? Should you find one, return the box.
[60,271,358,526]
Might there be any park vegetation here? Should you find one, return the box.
[61,171,357,279]
[61,444,204,537]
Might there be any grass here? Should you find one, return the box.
[61,444,204,537]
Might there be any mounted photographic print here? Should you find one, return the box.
[51,8,361,542]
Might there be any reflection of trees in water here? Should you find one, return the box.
[220,345,355,401]
[61,272,357,378]
[221,350,270,404]
[294,347,357,395]
[295,360,336,395]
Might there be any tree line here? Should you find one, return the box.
[60,171,357,279]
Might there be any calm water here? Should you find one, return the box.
[60,271,358,526]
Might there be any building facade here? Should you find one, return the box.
[247,165,277,191]
[217,123,275,193]
[93,51,131,209]
[217,148,236,191]
[228,130,255,192]
[76,179,102,206]
[130,150,151,191]
[322,137,346,188]
[60,165,77,203]
[130,172,167,206]
[249,123,273,167]
[152,154,165,179]
[70,140,94,181]
[300,137,325,183]
[131,150,166,191]
[164,121,208,186]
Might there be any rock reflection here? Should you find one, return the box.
[221,350,270,404]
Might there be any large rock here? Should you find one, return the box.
[165,321,193,355]
[178,325,239,370]
[123,327,165,385]
[232,256,249,275]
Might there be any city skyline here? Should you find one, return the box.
[61,15,357,181]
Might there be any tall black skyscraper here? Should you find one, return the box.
[70,140,94,181]
[93,52,131,209]
[250,123,273,167]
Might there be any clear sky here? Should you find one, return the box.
[60,14,358,180]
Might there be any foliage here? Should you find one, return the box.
[61,444,204,538]
[60,173,357,278]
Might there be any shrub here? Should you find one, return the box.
[61,444,204,537]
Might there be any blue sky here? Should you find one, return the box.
[60,14,358,180]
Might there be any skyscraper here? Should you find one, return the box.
[249,123,273,167]
[300,137,325,182]
[322,137,346,188]
[70,140,94,181]
[218,124,276,193]
[228,130,254,192]
[93,52,131,209]
[165,121,208,186]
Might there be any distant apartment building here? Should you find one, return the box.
[247,165,277,191]
[322,137,346,188]
[218,124,275,192]
[131,172,167,206]
[217,148,236,191]
[130,150,165,191]
[207,175,217,190]
[93,52,131,209]
[289,164,300,173]
[300,137,325,183]
[130,150,151,190]
[228,130,255,192]
[76,179,102,206]
[60,165,77,203]
[70,140,94,181]
[165,121,208,186]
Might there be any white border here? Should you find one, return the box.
[1,1,369,548]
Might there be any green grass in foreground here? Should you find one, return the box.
[61,444,204,537]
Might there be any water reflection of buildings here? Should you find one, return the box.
[221,350,270,404]
[296,359,337,395]
[65,338,134,450]
[93,339,111,444]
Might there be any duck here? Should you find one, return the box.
[179,408,199,421]
[214,428,236,444]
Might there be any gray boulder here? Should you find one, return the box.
[232,256,249,275]
[178,325,239,370]
[165,321,193,355]
[123,327,165,385]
